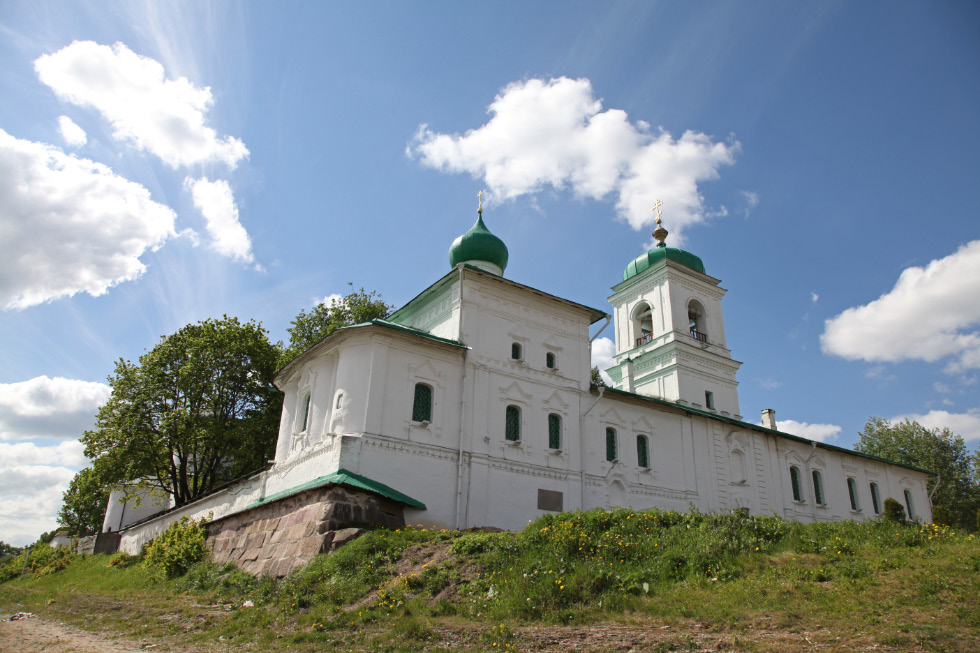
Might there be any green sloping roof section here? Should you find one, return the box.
[598,386,936,476]
[390,265,609,327]
[246,468,427,511]
[449,213,509,273]
[623,246,706,281]
[275,318,465,386]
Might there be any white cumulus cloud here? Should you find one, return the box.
[186,177,254,263]
[409,77,738,241]
[821,240,980,373]
[0,376,111,441]
[776,419,842,443]
[35,41,248,169]
[0,440,87,467]
[318,293,343,307]
[0,464,77,546]
[57,115,86,146]
[0,129,176,309]
[590,336,616,385]
[890,409,980,443]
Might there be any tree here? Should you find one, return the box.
[58,466,111,535]
[590,366,607,388]
[855,416,980,529]
[281,285,392,366]
[82,316,283,508]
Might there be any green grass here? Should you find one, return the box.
[1,512,977,651]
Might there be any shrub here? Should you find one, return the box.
[883,498,906,524]
[142,516,208,578]
[931,505,952,527]
[0,543,77,582]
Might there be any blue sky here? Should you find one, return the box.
[1,1,978,545]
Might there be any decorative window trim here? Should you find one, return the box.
[903,488,915,520]
[847,477,860,512]
[505,404,522,443]
[870,482,881,515]
[411,382,433,424]
[547,413,562,450]
[790,465,803,503]
[298,392,312,434]
[605,427,618,463]
[636,434,650,469]
[545,351,558,370]
[510,342,524,362]
[811,470,825,506]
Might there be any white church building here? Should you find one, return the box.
[104,205,933,569]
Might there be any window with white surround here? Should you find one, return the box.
[705,391,715,410]
[412,383,432,423]
[605,427,618,462]
[790,466,803,502]
[546,352,557,369]
[511,342,523,361]
[870,482,881,515]
[632,302,654,347]
[636,434,649,468]
[548,413,561,450]
[847,477,860,511]
[904,489,915,520]
[505,405,521,442]
[688,300,707,343]
[812,470,825,505]
[300,393,311,432]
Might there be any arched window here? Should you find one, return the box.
[511,342,523,361]
[904,489,915,520]
[632,302,654,346]
[812,470,825,505]
[605,427,618,462]
[870,482,881,515]
[790,466,803,502]
[847,477,859,511]
[546,352,557,369]
[688,300,707,343]
[412,383,432,422]
[300,393,311,432]
[505,405,521,441]
[636,435,649,469]
[548,413,561,449]
[335,393,344,410]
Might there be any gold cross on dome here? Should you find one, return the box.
[477,190,485,213]
[651,199,664,225]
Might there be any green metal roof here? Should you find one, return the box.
[623,244,705,281]
[246,468,427,511]
[598,386,936,477]
[448,213,509,274]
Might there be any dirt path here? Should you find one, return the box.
[0,613,153,653]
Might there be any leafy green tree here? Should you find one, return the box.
[855,416,980,529]
[58,466,111,535]
[590,366,607,388]
[82,316,283,508]
[282,285,392,366]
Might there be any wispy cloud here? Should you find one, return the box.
[57,115,86,147]
[186,177,254,264]
[35,41,248,169]
[409,77,738,242]
[889,408,980,442]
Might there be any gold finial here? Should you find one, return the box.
[651,199,668,247]
[477,190,484,214]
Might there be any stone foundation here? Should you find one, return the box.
[206,484,405,576]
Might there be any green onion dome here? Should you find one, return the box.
[448,212,509,276]
[623,244,705,281]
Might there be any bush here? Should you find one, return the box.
[883,498,906,524]
[142,516,208,578]
[931,505,952,527]
[0,543,77,583]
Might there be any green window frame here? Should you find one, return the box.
[870,482,881,515]
[301,393,311,432]
[790,466,802,502]
[546,352,556,369]
[847,477,859,511]
[511,342,522,360]
[636,435,649,468]
[605,427,617,462]
[412,383,432,422]
[812,470,824,505]
[505,405,521,441]
[548,413,561,449]
[904,489,915,520]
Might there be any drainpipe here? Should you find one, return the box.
[453,264,468,529]
[928,475,941,511]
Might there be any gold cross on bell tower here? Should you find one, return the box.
[651,199,668,247]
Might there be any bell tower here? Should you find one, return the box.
[605,203,742,419]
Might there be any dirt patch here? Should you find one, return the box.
[0,613,153,652]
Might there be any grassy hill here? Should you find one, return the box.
[2,508,978,651]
